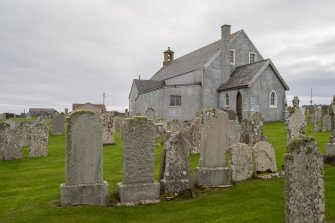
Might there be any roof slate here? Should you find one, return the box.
[134,79,166,93]
[150,31,240,81]
[218,60,270,91]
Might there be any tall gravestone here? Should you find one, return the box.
[252,141,277,173]
[29,124,49,157]
[312,108,322,132]
[195,109,232,187]
[118,116,160,205]
[113,116,125,132]
[0,123,22,161]
[285,135,325,223]
[100,112,115,145]
[51,112,64,135]
[229,143,252,182]
[160,131,192,194]
[286,96,306,143]
[240,112,264,146]
[61,111,108,206]
[188,116,202,154]
[227,120,241,148]
[322,114,331,132]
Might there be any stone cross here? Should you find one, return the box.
[292,96,299,108]
[61,111,108,206]
[117,116,159,205]
[286,105,306,142]
[285,135,325,223]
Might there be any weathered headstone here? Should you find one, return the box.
[29,124,49,157]
[118,116,159,205]
[61,111,108,206]
[195,109,231,187]
[146,107,156,121]
[4,119,18,129]
[167,119,184,135]
[64,108,69,115]
[18,121,34,147]
[252,141,277,173]
[113,116,125,132]
[0,123,22,161]
[227,120,241,148]
[160,131,192,194]
[240,112,264,146]
[326,136,335,155]
[322,114,331,132]
[286,99,306,142]
[125,108,129,117]
[51,112,64,135]
[312,108,322,132]
[100,112,115,145]
[229,143,252,182]
[285,135,325,223]
[188,116,202,154]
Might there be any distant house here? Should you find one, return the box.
[129,25,289,121]
[72,102,106,113]
[29,108,57,116]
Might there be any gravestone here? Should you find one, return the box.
[312,108,322,132]
[167,119,184,135]
[185,116,202,154]
[61,111,108,206]
[160,131,192,194]
[227,120,241,148]
[100,112,115,145]
[285,135,325,223]
[19,121,34,147]
[29,124,49,157]
[0,123,22,161]
[326,136,335,155]
[252,141,277,173]
[51,112,64,135]
[240,112,264,146]
[146,108,156,121]
[118,116,159,205]
[64,108,68,115]
[286,98,306,142]
[195,109,232,187]
[229,143,252,182]
[322,114,331,132]
[4,119,18,129]
[125,109,129,117]
[113,116,125,132]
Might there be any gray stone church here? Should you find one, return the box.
[129,25,289,121]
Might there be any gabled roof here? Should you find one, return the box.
[218,59,289,91]
[150,31,241,81]
[134,79,166,94]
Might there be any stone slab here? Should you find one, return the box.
[195,167,232,187]
[60,181,108,206]
[117,182,160,205]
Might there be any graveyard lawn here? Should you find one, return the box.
[0,122,334,223]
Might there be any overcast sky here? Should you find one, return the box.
[0,0,334,114]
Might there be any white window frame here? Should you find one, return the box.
[170,95,181,107]
[230,49,235,65]
[225,93,230,107]
[249,52,256,63]
[270,90,277,108]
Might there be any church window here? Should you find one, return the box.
[230,49,235,65]
[249,52,256,63]
[170,95,181,106]
[270,90,277,108]
[225,93,230,107]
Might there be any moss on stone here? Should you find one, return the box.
[287,134,315,153]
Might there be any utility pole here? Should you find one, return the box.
[103,92,106,105]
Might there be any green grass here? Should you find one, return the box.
[0,121,334,223]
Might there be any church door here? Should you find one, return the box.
[236,92,242,121]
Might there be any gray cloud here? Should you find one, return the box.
[0,0,334,113]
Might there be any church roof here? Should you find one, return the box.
[218,59,289,91]
[134,79,166,93]
[150,31,241,81]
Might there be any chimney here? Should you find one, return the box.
[163,47,174,66]
[221,24,232,78]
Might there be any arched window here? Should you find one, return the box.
[225,93,230,107]
[270,90,277,108]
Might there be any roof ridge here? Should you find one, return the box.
[234,59,270,69]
